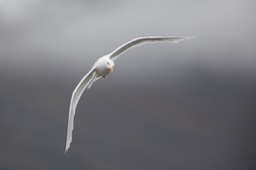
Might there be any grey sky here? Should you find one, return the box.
[0,0,255,80]
[0,1,255,170]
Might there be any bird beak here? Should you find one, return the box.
[108,66,113,72]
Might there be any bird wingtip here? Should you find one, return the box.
[65,146,69,154]
[65,141,70,154]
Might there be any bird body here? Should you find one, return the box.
[94,56,114,77]
[65,36,194,153]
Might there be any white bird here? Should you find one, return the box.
[65,36,194,153]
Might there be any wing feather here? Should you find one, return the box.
[65,69,96,153]
[87,76,101,89]
[109,36,194,61]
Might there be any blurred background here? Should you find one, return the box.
[0,0,256,169]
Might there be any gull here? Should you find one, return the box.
[65,36,194,153]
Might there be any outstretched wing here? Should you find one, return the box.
[109,36,194,61]
[87,76,101,89]
[65,69,96,153]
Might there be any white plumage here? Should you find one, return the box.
[65,36,194,153]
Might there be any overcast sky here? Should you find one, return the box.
[0,0,255,80]
[0,1,255,170]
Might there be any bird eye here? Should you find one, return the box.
[107,62,109,65]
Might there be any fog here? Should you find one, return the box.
[0,0,255,170]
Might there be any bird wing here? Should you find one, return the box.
[65,69,96,153]
[108,36,194,61]
[87,76,101,89]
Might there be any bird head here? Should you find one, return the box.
[105,58,115,73]
[94,57,115,77]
